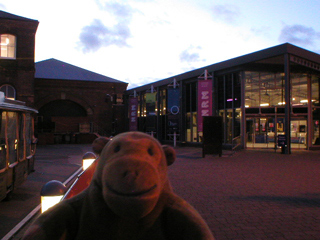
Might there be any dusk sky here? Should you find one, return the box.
[1,0,320,89]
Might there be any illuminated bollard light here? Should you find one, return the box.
[82,152,96,171]
[40,180,67,213]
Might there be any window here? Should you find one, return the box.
[0,84,16,100]
[0,34,16,59]
[7,111,18,165]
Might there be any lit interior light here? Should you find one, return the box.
[260,103,269,106]
[0,37,9,46]
[82,152,96,171]
[300,99,316,103]
[278,102,286,105]
[245,105,249,108]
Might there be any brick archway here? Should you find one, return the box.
[35,95,95,135]
[35,94,93,116]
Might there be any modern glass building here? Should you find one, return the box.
[124,43,320,152]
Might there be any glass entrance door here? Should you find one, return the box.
[246,117,276,149]
[246,117,307,149]
[290,119,307,149]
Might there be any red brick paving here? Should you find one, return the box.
[169,148,320,240]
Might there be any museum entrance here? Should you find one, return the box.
[246,116,307,149]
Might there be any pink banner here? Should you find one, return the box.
[197,78,212,132]
[129,97,138,131]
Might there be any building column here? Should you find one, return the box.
[307,74,313,149]
[284,53,291,154]
[241,71,246,149]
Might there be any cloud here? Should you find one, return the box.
[97,1,136,20]
[179,46,205,63]
[279,24,320,46]
[250,26,271,37]
[78,1,134,53]
[78,19,131,53]
[211,4,240,24]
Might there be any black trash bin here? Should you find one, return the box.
[277,135,287,154]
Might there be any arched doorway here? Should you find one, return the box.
[37,100,88,138]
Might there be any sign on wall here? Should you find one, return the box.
[197,70,213,132]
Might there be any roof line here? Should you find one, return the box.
[126,43,320,92]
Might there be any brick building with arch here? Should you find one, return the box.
[34,58,127,144]
[0,11,128,144]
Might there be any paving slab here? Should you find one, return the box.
[2,145,320,240]
[169,148,320,240]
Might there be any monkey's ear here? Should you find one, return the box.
[162,145,176,166]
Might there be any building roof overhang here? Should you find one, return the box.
[0,10,38,23]
[126,43,320,94]
[35,58,127,85]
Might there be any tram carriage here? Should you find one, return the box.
[0,92,38,201]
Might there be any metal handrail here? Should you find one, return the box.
[232,135,241,152]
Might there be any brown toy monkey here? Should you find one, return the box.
[92,137,110,155]
[23,131,214,240]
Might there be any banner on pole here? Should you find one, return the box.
[167,88,180,131]
[197,72,212,132]
[129,97,138,131]
[146,92,157,131]
[146,93,156,116]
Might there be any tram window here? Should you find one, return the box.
[0,112,6,170]
[25,113,32,157]
[19,113,25,160]
[7,112,18,164]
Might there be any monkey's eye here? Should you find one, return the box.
[114,145,121,153]
[147,148,154,156]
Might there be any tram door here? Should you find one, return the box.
[246,117,276,149]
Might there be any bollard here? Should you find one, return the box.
[40,180,67,213]
[82,152,96,171]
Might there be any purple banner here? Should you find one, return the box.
[197,79,212,132]
[129,97,138,131]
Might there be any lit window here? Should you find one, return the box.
[0,84,16,100]
[0,34,16,59]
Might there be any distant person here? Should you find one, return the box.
[92,137,110,155]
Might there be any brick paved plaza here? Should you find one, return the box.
[169,148,320,240]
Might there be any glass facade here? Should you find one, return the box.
[245,72,285,108]
[125,44,320,151]
[244,69,320,149]
[185,82,198,142]
[217,73,241,145]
